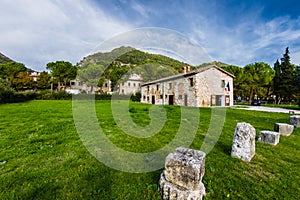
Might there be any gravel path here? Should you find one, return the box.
[234,106,300,114]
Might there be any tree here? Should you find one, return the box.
[11,71,34,91]
[0,62,27,80]
[272,47,296,103]
[36,71,51,90]
[244,62,274,101]
[77,63,104,93]
[279,47,295,100]
[46,61,77,90]
[273,59,281,103]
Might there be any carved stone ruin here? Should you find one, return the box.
[258,131,280,145]
[231,122,256,162]
[159,147,206,200]
[274,123,294,136]
[290,115,300,128]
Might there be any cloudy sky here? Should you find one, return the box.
[0,0,300,71]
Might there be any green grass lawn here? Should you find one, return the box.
[0,100,299,199]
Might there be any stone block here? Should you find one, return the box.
[274,123,294,136]
[290,115,300,128]
[231,122,256,162]
[164,147,206,191]
[258,131,280,145]
[159,172,205,200]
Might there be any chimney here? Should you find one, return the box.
[187,66,191,72]
[182,66,187,74]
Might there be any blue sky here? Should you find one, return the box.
[0,0,299,71]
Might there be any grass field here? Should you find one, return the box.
[0,100,299,199]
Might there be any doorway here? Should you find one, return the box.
[169,95,174,105]
[225,95,230,106]
[152,96,155,104]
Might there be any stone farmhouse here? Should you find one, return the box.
[140,65,234,107]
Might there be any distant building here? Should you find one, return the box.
[69,80,101,94]
[29,71,40,81]
[140,65,234,107]
[118,74,143,95]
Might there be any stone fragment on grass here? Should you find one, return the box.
[258,131,280,145]
[274,123,294,136]
[159,147,206,200]
[164,147,206,190]
[159,172,205,200]
[231,122,256,162]
[290,115,300,128]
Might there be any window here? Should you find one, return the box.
[122,89,124,93]
[105,83,108,87]
[128,82,131,86]
[147,86,150,91]
[138,83,141,87]
[160,95,163,99]
[156,84,159,91]
[178,95,182,100]
[169,83,172,89]
[71,81,75,86]
[189,78,194,87]
[143,95,146,100]
[133,83,136,87]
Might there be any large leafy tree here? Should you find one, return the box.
[77,63,105,93]
[46,61,77,90]
[0,62,27,80]
[11,72,34,91]
[37,71,52,90]
[244,62,274,101]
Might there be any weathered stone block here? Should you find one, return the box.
[258,131,280,145]
[159,172,205,200]
[274,123,294,136]
[231,122,256,162]
[290,115,300,128]
[164,147,206,191]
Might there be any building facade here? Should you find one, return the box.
[140,65,234,107]
[118,74,143,95]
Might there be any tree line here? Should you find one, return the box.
[221,47,300,104]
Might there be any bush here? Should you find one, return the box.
[130,92,141,102]
[36,90,72,100]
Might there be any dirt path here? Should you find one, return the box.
[234,106,300,114]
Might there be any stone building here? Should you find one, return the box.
[140,65,234,107]
[69,79,111,94]
[118,74,143,95]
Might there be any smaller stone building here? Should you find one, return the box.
[140,65,234,107]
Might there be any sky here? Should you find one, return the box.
[0,0,300,71]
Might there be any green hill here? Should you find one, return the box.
[77,46,193,85]
[79,46,190,71]
[0,52,14,64]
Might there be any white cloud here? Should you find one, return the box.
[189,13,300,67]
[0,0,132,71]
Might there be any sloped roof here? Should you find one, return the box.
[141,65,235,86]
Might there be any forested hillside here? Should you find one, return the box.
[0,52,13,64]
[77,46,191,89]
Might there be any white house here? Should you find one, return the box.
[118,74,143,95]
[140,65,234,107]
